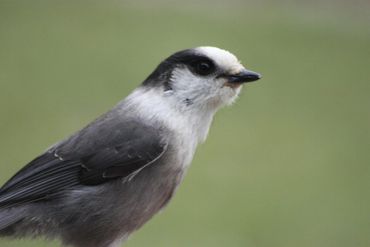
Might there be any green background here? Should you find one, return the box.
[0,1,369,246]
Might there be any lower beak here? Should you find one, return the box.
[226,69,262,83]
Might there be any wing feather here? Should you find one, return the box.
[0,121,168,208]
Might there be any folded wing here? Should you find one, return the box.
[0,120,168,208]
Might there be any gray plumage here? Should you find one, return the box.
[0,46,260,247]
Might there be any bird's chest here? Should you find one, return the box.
[171,126,198,171]
[109,129,201,236]
[126,133,197,213]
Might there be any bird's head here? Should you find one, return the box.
[142,46,261,112]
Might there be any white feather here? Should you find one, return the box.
[196,46,244,74]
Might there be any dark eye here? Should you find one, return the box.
[192,60,215,76]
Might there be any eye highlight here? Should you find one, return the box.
[190,59,215,76]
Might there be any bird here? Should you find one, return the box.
[0,46,261,247]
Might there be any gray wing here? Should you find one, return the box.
[0,118,168,208]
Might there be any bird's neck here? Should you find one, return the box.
[122,87,217,144]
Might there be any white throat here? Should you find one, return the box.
[122,87,216,145]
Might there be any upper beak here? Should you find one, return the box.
[226,69,262,84]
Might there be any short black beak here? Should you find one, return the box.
[226,69,262,83]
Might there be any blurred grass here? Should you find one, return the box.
[0,0,370,247]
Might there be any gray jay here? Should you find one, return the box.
[0,46,261,247]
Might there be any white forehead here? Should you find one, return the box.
[196,46,244,73]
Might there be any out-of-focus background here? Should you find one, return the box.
[0,0,369,246]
